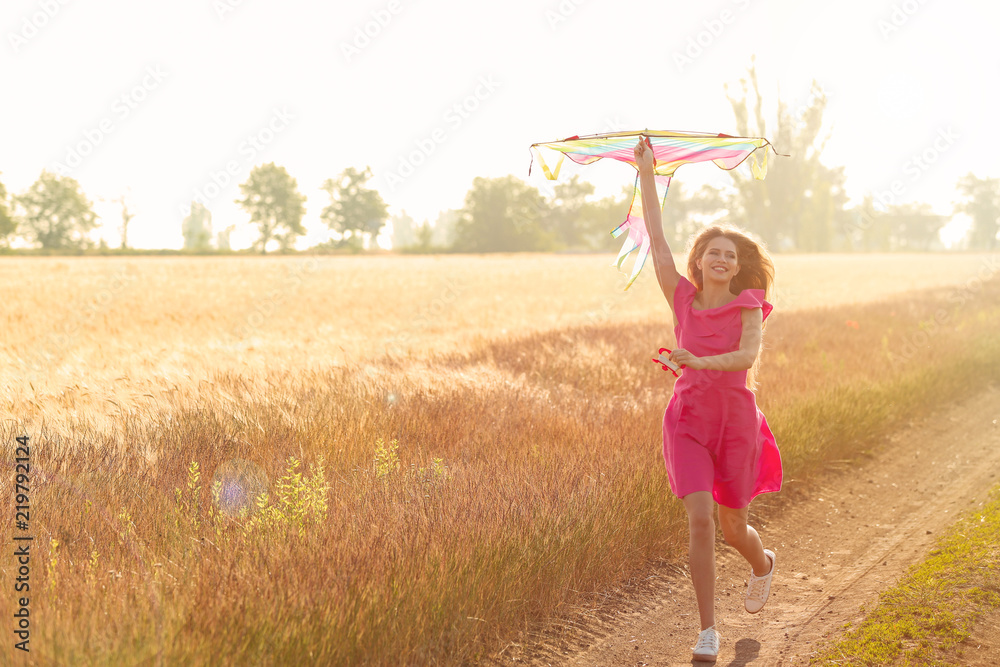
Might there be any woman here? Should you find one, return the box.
[634,137,782,662]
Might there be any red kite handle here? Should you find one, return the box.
[652,347,682,377]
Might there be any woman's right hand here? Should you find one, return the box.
[668,348,703,370]
[634,136,654,173]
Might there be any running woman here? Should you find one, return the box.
[634,137,782,662]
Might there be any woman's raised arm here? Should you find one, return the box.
[634,137,683,317]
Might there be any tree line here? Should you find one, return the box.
[2,66,998,253]
[0,163,392,254]
[2,162,996,255]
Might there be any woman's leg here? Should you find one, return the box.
[717,503,771,575]
[682,491,717,630]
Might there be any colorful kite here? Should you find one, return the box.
[529,130,779,289]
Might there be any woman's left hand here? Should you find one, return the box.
[633,137,654,173]
[668,348,706,370]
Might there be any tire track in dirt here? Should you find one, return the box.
[494,383,1000,666]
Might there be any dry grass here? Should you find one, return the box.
[1,253,999,665]
[1,252,996,433]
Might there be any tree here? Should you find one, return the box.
[16,170,97,249]
[845,196,893,252]
[955,173,1000,250]
[397,220,436,254]
[0,174,14,246]
[452,176,554,252]
[575,186,633,251]
[116,194,134,250]
[390,209,416,250]
[885,202,946,251]
[217,225,235,251]
[725,62,847,251]
[683,184,731,240]
[98,191,136,250]
[100,190,136,250]
[432,209,459,248]
[182,201,213,250]
[415,222,434,250]
[643,181,728,252]
[564,181,710,253]
[321,166,388,249]
[236,163,306,254]
[548,175,595,249]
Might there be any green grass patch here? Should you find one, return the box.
[812,485,1000,666]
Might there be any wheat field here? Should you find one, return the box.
[2,252,997,433]
[1,252,999,665]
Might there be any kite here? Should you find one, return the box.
[529,130,780,289]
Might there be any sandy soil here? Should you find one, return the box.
[492,383,1000,666]
[959,606,1000,666]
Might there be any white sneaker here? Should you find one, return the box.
[745,549,776,614]
[692,625,720,662]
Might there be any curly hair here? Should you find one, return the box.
[684,224,775,390]
[685,225,775,300]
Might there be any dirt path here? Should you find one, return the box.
[495,383,1000,666]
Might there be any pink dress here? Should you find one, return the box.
[662,276,782,508]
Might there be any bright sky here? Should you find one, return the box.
[2,0,996,250]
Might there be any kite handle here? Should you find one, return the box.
[652,347,682,377]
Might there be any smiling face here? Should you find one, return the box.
[696,235,740,286]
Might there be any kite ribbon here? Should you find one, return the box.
[611,172,671,289]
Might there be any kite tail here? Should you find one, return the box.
[750,145,769,179]
[610,174,671,290]
[529,145,565,180]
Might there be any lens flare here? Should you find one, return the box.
[211,459,268,517]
